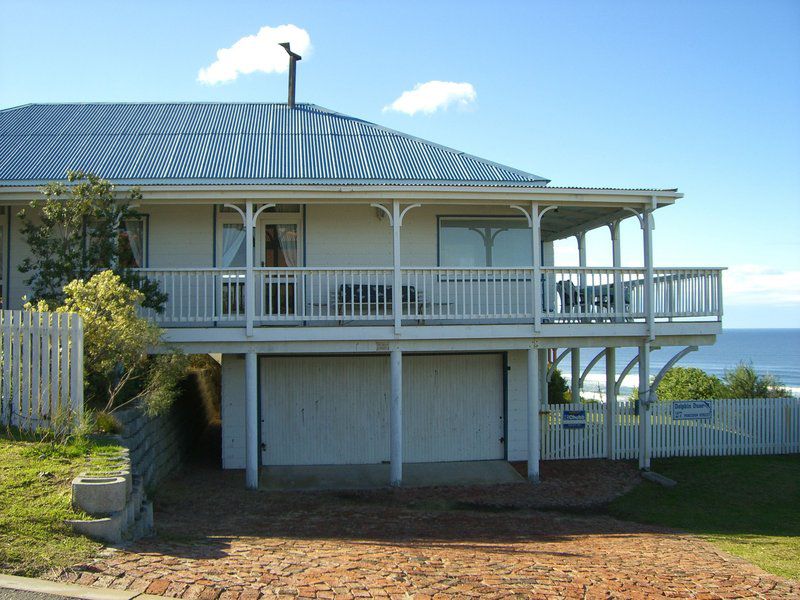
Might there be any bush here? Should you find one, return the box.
[27,271,186,417]
[723,363,790,398]
[653,367,727,401]
[631,363,791,401]
[93,411,122,434]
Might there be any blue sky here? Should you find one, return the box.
[1,0,798,327]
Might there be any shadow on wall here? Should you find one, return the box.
[181,354,222,468]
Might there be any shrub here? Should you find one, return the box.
[723,362,790,398]
[548,368,569,404]
[27,271,185,417]
[93,411,123,434]
[654,367,727,401]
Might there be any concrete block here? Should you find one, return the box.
[84,469,132,495]
[67,511,124,544]
[72,476,127,515]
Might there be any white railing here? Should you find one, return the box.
[541,267,723,321]
[0,310,84,431]
[132,266,724,326]
[401,268,533,320]
[542,398,800,460]
[133,268,247,324]
[255,267,394,321]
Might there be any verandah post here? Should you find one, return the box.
[245,200,255,337]
[392,200,402,333]
[643,201,655,341]
[531,202,541,331]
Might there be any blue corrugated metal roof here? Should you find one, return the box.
[0,103,550,187]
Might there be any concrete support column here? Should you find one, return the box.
[527,348,540,483]
[638,343,651,470]
[538,349,548,409]
[389,348,403,486]
[605,347,616,459]
[245,351,259,489]
[571,348,581,402]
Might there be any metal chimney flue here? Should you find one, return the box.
[279,42,302,108]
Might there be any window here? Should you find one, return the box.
[439,217,531,267]
[118,217,147,268]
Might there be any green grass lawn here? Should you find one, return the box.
[0,431,121,576]
[607,454,800,581]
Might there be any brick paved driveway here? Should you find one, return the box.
[55,461,798,599]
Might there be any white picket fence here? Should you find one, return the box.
[542,398,800,460]
[0,310,84,431]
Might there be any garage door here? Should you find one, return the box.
[261,354,504,465]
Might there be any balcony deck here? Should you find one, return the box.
[133,266,724,328]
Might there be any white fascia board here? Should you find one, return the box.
[160,321,721,347]
[0,184,682,207]
[158,332,719,355]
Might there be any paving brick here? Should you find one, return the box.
[49,462,798,599]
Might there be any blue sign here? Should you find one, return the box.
[672,400,713,420]
[563,409,586,429]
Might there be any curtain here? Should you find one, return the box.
[222,224,246,267]
[276,225,297,267]
[123,219,144,268]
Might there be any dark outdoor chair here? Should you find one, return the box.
[337,284,417,306]
[555,280,583,312]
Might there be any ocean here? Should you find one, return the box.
[565,329,800,399]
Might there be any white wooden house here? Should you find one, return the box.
[0,102,724,488]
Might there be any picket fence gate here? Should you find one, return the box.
[542,398,800,460]
[0,310,84,431]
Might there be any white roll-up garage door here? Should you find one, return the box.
[261,354,504,465]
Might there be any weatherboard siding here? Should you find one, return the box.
[146,205,214,268]
[305,204,555,267]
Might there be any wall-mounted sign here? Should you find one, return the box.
[672,400,713,420]
[563,409,586,429]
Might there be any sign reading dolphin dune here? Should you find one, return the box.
[672,401,713,420]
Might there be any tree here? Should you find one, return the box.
[18,171,165,310]
[723,362,790,398]
[548,368,569,404]
[28,271,186,416]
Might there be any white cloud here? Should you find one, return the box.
[384,81,476,115]
[724,264,800,306]
[198,24,311,85]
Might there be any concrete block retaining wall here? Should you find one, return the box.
[115,401,194,490]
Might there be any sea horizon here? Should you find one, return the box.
[567,327,800,399]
